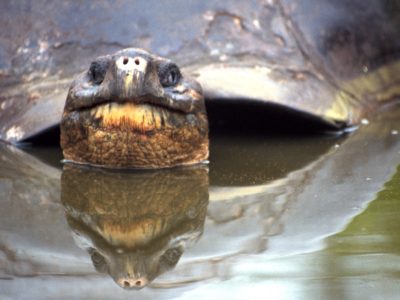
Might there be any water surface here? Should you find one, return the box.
[1,108,400,299]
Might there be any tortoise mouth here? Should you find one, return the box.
[69,93,190,114]
[88,101,186,133]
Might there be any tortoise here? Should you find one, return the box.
[1,0,400,167]
[60,48,209,168]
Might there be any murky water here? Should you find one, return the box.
[1,108,400,300]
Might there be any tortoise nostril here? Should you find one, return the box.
[123,57,129,65]
[134,58,140,65]
[123,280,130,288]
[135,280,142,287]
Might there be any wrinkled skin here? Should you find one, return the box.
[60,48,208,168]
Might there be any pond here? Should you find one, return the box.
[1,107,400,300]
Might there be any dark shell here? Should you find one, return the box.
[0,0,399,142]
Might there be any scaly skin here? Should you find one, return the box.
[60,48,209,169]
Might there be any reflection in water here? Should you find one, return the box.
[326,164,400,255]
[61,165,209,289]
[3,107,400,299]
[209,133,340,186]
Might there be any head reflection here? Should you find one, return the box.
[61,164,209,289]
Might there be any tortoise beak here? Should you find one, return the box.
[116,276,148,289]
[102,55,149,99]
[64,54,152,112]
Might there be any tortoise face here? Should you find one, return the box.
[60,48,208,169]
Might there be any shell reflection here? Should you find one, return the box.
[61,165,209,289]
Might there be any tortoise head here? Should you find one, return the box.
[60,48,208,168]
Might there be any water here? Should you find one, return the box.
[1,108,400,299]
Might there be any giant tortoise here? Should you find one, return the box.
[0,0,399,167]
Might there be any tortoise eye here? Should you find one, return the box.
[89,57,110,85]
[159,63,181,87]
